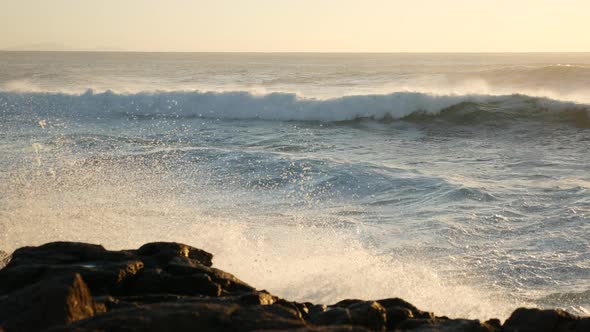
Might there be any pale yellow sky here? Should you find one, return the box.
[1,0,589,52]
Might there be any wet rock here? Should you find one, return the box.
[385,306,414,329]
[0,273,103,332]
[397,318,499,331]
[310,306,353,326]
[484,318,501,331]
[377,297,434,319]
[126,268,222,297]
[48,302,306,332]
[277,328,371,332]
[310,301,386,331]
[162,256,254,293]
[0,260,144,295]
[347,302,387,331]
[503,307,590,332]
[136,242,213,267]
[275,299,309,318]
[1,241,589,332]
[6,242,134,268]
[238,290,278,305]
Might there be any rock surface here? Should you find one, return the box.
[0,241,587,331]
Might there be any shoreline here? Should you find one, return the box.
[0,241,588,332]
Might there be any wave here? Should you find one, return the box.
[1,90,588,127]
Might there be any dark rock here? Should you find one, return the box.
[6,242,134,268]
[162,256,254,293]
[484,318,501,331]
[136,242,213,267]
[346,301,387,331]
[0,273,103,332]
[503,307,590,332]
[385,306,414,329]
[0,260,144,295]
[397,318,497,331]
[309,304,328,316]
[275,299,309,318]
[48,302,306,332]
[310,300,387,331]
[332,299,365,308]
[233,303,306,330]
[1,241,588,332]
[238,290,278,306]
[275,328,371,332]
[126,267,222,297]
[377,297,434,319]
[310,306,353,326]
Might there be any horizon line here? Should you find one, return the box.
[2,50,590,54]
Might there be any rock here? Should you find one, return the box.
[385,306,414,328]
[238,290,278,306]
[375,297,437,329]
[48,302,306,332]
[503,307,590,332]
[136,242,213,267]
[310,301,386,331]
[0,260,144,295]
[126,268,222,297]
[484,318,501,331]
[1,241,589,332]
[6,242,134,268]
[162,256,254,293]
[0,273,103,332]
[310,306,353,326]
[377,297,434,319]
[397,318,499,331]
[346,302,387,331]
[275,299,309,318]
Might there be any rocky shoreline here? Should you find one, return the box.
[0,242,588,331]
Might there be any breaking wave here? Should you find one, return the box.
[1,90,589,127]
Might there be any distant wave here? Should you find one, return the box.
[475,64,590,89]
[1,90,588,127]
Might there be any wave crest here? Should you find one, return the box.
[1,90,588,127]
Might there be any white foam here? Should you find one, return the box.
[0,90,586,123]
[0,156,529,320]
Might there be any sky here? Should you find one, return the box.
[1,0,589,52]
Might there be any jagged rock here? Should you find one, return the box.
[108,290,278,310]
[6,242,134,268]
[0,260,144,295]
[136,242,213,267]
[275,299,309,319]
[483,319,501,331]
[1,241,588,332]
[377,297,434,319]
[0,273,103,332]
[126,267,221,296]
[163,256,254,293]
[310,306,353,326]
[274,328,371,332]
[346,302,387,331]
[396,318,500,331]
[503,307,590,332]
[310,301,387,331]
[48,302,306,332]
[375,297,435,329]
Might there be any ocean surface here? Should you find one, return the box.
[0,52,589,320]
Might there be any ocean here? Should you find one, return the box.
[0,52,588,320]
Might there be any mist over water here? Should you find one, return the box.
[1,52,589,320]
